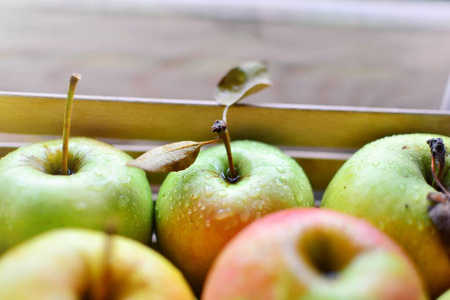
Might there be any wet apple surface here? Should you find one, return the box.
[0,138,153,252]
[155,140,314,293]
[321,133,450,297]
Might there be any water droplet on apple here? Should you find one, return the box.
[250,188,261,199]
[204,174,211,179]
[417,222,424,231]
[201,203,206,210]
[215,208,236,220]
[240,211,251,223]
[118,196,128,209]
[183,185,190,192]
[205,185,214,197]
[218,190,227,197]
[122,175,131,184]
[276,165,285,173]
[275,179,283,187]
[188,209,192,215]
[206,220,211,227]
[74,201,87,211]
[191,193,199,200]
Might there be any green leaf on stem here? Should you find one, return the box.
[214,61,271,107]
[127,139,219,173]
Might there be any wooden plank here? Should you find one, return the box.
[1,92,450,150]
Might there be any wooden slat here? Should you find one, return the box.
[2,92,450,150]
[0,141,349,191]
[2,91,450,190]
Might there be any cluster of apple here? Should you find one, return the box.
[0,65,449,299]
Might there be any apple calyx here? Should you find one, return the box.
[61,73,82,176]
[426,138,450,258]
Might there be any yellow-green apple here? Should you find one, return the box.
[438,290,450,300]
[321,133,450,297]
[203,208,428,300]
[0,228,195,299]
[0,137,153,252]
[155,140,314,294]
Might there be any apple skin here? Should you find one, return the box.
[0,228,195,299]
[438,290,450,300]
[321,133,450,297]
[155,140,314,293]
[203,208,428,300]
[0,137,153,252]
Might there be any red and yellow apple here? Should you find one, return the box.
[203,208,428,300]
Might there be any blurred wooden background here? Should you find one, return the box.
[0,0,450,110]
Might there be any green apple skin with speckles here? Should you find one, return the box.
[155,140,314,294]
[0,138,153,252]
[321,134,450,297]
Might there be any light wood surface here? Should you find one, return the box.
[1,4,450,110]
[2,92,450,190]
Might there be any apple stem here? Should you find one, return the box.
[61,73,81,175]
[427,138,450,197]
[212,120,238,182]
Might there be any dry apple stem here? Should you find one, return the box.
[61,73,81,175]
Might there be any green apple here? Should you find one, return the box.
[438,290,450,300]
[0,228,195,299]
[321,133,450,297]
[0,137,153,252]
[203,208,428,300]
[155,140,314,294]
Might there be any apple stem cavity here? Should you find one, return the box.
[426,138,450,257]
[212,120,238,183]
[94,223,115,300]
[61,73,82,176]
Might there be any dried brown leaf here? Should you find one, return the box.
[127,140,218,173]
[214,61,271,107]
